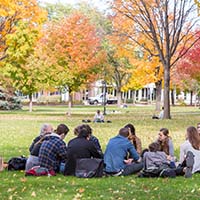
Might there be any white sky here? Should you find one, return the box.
[38,0,110,11]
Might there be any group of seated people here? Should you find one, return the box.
[26,121,200,178]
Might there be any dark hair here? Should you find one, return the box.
[187,126,200,150]
[56,124,69,136]
[158,128,170,155]
[124,124,135,135]
[119,128,129,138]
[78,128,90,138]
[149,142,161,152]
[74,124,92,136]
[160,128,169,136]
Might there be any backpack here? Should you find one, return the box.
[138,164,176,178]
[8,156,27,171]
[75,158,104,178]
[25,166,56,176]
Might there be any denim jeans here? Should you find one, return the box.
[122,162,143,176]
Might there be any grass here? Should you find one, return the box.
[0,104,200,200]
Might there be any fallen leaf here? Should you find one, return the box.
[79,188,85,193]
[20,177,27,183]
[31,191,36,197]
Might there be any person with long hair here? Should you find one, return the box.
[179,126,200,176]
[157,128,174,158]
[124,123,142,155]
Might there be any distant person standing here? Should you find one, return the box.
[93,110,104,123]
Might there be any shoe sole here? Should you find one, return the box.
[185,151,194,178]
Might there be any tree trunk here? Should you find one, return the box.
[155,80,162,111]
[163,64,171,119]
[190,91,193,106]
[67,92,72,116]
[29,94,33,112]
[116,90,122,107]
[132,90,135,106]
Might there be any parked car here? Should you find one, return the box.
[88,93,117,105]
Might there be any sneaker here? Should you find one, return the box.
[185,151,195,178]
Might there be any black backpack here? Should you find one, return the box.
[8,156,27,171]
[75,158,104,178]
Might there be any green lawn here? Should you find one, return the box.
[0,105,200,200]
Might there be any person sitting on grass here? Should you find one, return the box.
[179,126,200,177]
[64,127,102,176]
[93,110,104,123]
[141,142,173,177]
[104,127,143,176]
[156,128,175,159]
[26,124,53,171]
[140,141,195,178]
[152,107,164,119]
[124,123,142,155]
[38,124,69,173]
[29,123,53,153]
[74,124,103,156]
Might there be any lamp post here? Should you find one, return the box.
[102,80,107,115]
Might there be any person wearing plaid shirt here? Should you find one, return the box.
[38,124,69,172]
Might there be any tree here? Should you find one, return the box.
[39,12,103,115]
[111,0,200,118]
[0,0,46,62]
[3,21,46,112]
[173,30,200,105]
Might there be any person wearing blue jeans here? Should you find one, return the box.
[104,127,143,176]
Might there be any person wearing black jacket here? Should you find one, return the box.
[64,128,102,176]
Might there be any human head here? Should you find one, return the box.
[158,128,169,141]
[149,142,161,152]
[74,124,92,137]
[197,123,200,135]
[40,124,53,136]
[124,124,135,135]
[186,126,200,150]
[78,128,90,139]
[119,128,130,138]
[55,124,69,139]
[97,110,100,114]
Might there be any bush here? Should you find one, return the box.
[37,95,61,104]
[125,99,134,104]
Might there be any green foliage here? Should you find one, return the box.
[4,21,42,96]
[0,88,22,110]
